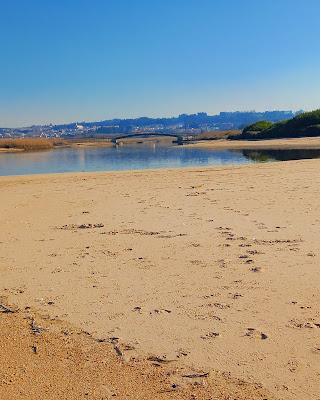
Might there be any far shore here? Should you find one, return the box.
[2,135,320,154]
[185,136,320,149]
[0,136,175,153]
[0,137,114,153]
[0,147,24,153]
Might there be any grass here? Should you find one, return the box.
[196,130,241,140]
[0,138,66,151]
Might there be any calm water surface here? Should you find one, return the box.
[1,144,320,176]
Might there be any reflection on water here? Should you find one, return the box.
[1,144,320,176]
[241,148,320,162]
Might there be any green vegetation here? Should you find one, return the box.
[242,121,274,134]
[233,110,320,140]
[196,130,241,140]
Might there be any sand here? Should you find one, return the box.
[0,159,320,399]
[186,136,320,149]
[0,309,274,400]
[0,148,24,153]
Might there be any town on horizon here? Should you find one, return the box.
[0,109,300,138]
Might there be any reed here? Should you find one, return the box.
[0,138,66,151]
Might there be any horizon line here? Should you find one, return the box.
[1,108,304,130]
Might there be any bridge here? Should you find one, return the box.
[111,133,185,145]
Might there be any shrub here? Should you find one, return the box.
[232,110,320,140]
[242,121,274,134]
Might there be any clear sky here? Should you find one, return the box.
[1,0,320,127]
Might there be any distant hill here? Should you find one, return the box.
[1,110,297,138]
[233,110,320,140]
[52,111,295,132]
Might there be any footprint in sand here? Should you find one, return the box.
[247,249,264,255]
[212,302,230,310]
[176,348,190,358]
[250,266,262,272]
[287,359,299,373]
[312,345,320,354]
[150,308,172,315]
[244,328,268,340]
[200,332,220,340]
[287,319,320,329]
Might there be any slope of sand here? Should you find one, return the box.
[0,159,320,399]
[0,308,274,399]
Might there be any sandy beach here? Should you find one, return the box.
[187,136,320,149]
[1,159,320,399]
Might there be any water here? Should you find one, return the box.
[1,143,320,176]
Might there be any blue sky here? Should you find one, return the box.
[1,0,320,127]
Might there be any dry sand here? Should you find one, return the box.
[0,148,24,153]
[0,308,274,400]
[0,159,320,399]
[187,136,320,149]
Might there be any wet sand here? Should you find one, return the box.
[1,159,320,399]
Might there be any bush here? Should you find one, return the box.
[232,110,320,140]
[242,121,274,134]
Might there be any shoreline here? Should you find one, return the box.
[184,136,320,149]
[0,140,114,153]
[0,147,25,153]
[0,156,317,180]
[1,158,263,179]
[1,136,320,154]
[1,159,320,399]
